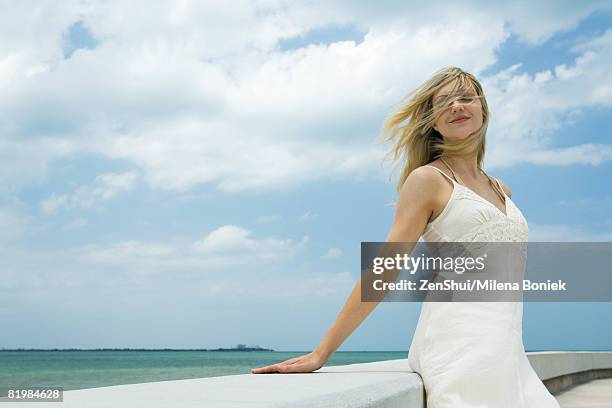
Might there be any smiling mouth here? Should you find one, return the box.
[451,117,469,123]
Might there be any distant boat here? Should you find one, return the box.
[210,344,274,352]
[0,344,275,352]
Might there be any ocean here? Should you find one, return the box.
[0,350,408,391]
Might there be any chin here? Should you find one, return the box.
[448,133,472,141]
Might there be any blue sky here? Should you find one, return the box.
[1,1,612,352]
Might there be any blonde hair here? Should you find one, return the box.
[379,66,490,195]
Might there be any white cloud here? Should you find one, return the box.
[487,1,612,45]
[0,205,29,242]
[321,247,342,259]
[54,224,311,273]
[40,171,138,214]
[526,143,612,166]
[0,137,80,191]
[312,1,612,46]
[0,239,354,308]
[298,210,318,221]
[0,222,329,305]
[193,224,309,262]
[0,1,610,194]
[482,36,612,169]
[93,116,384,192]
[39,193,67,215]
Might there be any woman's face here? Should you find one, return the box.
[431,79,484,141]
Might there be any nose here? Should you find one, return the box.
[451,101,465,112]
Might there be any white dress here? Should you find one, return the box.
[407,165,560,407]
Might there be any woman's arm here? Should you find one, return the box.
[251,167,439,374]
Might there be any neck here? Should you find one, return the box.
[440,155,481,180]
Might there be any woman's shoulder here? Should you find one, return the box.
[412,161,453,184]
[495,178,512,198]
[397,164,450,207]
[417,160,450,175]
[403,163,448,190]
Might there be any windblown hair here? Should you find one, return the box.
[379,66,490,194]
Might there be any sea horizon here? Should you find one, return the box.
[2,348,607,392]
[0,350,409,391]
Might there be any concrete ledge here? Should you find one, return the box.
[546,368,612,396]
[527,351,612,395]
[528,351,612,381]
[556,377,612,407]
[3,351,611,407]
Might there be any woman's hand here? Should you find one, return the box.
[251,350,326,374]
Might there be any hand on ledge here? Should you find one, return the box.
[251,351,326,374]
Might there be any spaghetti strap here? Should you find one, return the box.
[492,177,507,198]
[424,165,456,184]
[480,166,507,202]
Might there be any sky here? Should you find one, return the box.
[1,0,611,352]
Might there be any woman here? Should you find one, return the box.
[251,67,560,407]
